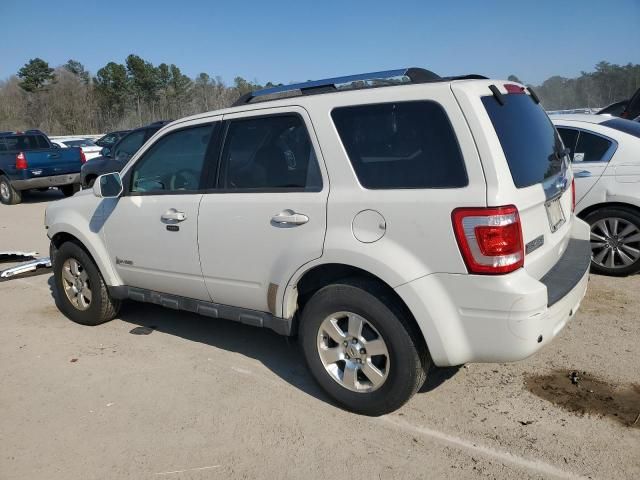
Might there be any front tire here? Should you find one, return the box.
[299,279,430,416]
[60,184,80,197]
[585,207,640,276]
[53,241,120,325]
[0,175,22,205]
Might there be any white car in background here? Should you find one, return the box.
[51,138,102,160]
[552,114,640,276]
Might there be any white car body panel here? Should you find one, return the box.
[551,116,640,216]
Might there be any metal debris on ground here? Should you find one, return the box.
[569,371,580,385]
[0,257,52,279]
[0,251,37,262]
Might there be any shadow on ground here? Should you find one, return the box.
[41,277,461,411]
[17,188,65,204]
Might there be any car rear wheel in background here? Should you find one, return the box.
[53,241,121,325]
[0,175,22,205]
[585,206,640,276]
[60,184,81,197]
[299,278,430,416]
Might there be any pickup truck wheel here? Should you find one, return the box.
[53,242,120,325]
[299,279,429,416]
[0,175,22,205]
[585,207,640,276]
[60,184,80,197]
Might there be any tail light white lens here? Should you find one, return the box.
[15,152,27,170]
[452,205,524,274]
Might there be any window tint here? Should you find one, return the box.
[601,118,640,139]
[219,115,322,191]
[574,131,612,163]
[114,130,146,161]
[483,94,565,188]
[4,135,50,151]
[130,124,213,193]
[556,128,579,159]
[332,101,467,189]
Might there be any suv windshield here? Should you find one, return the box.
[482,93,565,190]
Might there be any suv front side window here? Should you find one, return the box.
[130,124,214,194]
[218,114,322,191]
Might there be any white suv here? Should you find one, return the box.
[45,68,591,415]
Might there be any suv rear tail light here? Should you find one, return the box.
[452,205,524,274]
[15,152,27,170]
[79,149,87,164]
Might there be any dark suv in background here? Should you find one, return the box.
[94,130,131,148]
[81,121,170,187]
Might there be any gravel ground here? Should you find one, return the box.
[1,191,639,480]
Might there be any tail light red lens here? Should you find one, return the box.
[452,205,524,275]
[15,152,27,170]
[79,149,87,164]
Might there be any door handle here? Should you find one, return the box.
[161,208,187,223]
[271,209,309,226]
[574,170,592,178]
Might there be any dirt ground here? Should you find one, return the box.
[1,190,639,480]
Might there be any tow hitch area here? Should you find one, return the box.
[0,251,52,279]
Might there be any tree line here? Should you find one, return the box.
[510,61,640,110]
[0,55,282,135]
[0,56,638,135]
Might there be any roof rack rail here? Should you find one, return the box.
[232,67,453,107]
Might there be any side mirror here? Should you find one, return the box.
[52,143,60,149]
[100,147,112,157]
[93,172,123,198]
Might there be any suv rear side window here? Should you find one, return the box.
[482,94,564,188]
[332,101,467,189]
[219,114,322,191]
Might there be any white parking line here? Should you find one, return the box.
[378,416,589,480]
[155,465,221,475]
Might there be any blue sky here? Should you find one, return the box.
[1,0,638,86]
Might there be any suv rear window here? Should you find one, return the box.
[331,101,467,189]
[482,94,564,188]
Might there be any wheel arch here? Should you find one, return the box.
[577,201,640,220]
[49,225,122,286]
[283,262,428,353]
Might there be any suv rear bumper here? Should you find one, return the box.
[12,173,80,191]
[396,218,591,366]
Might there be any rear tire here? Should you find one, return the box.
[53,241,120,325]
[585,207,640,276]
[60,184,80,197]
[0,175,22,205]
[299,278,430,416]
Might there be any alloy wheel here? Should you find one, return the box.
[61,258,92,311]
[590,217,640,269]
[316,311,390,393]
